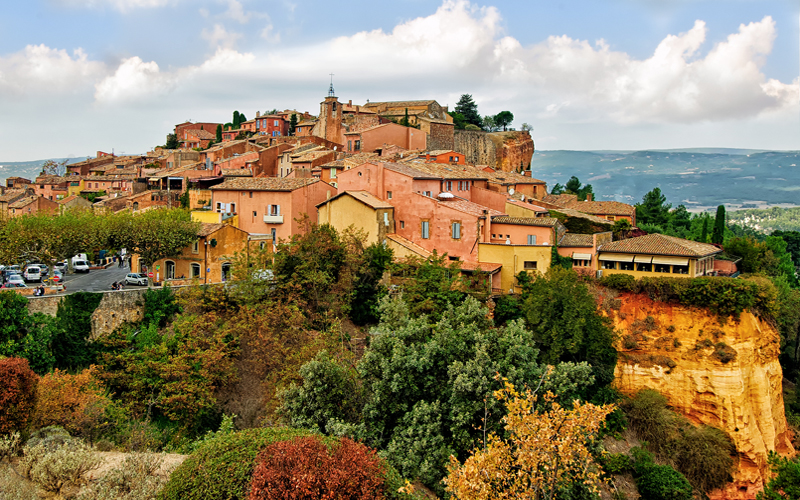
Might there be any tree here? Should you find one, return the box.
[52,292,103,371]
[165,133,179,149]
[712,205,726,244]
[757,451,800,499]
[41,159,69,177]
[289,113,298,135]
[449,112,467,130]
[701,216,709,242]
[494,111,514,131]
[445,378,615,500]
[0,291,57,374]
[519,267,617,387]
[521,123,532,132]
[482,115,498,131]
[232,110,241,128]
[350,242,393,325]
[454,94,482,127]
[636,187,672,227]
[0,358,38,433]
[215,124,223,142]
[670,205,692,231]
[392,251,466,317]
[401,108,410,127]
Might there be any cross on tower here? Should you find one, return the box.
[328,73,335,97]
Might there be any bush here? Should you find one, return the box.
[249,436,387,499]
[601,274,635,291]
[158,427,312,500]
[20,435,101,498]
[673,425,734,492]
[601,452,632,474]
[623,390,676,455]
[631,448,692,500]
[78,452,174,500]
[0,431,21,462]
[0,357,38,433]
[713,342,737,364]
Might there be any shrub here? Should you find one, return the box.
[601,452,632,474]
[673,425,734,492]
[0,357,38,433]
[249,436,387,499]
[631,448,692,500]
[77,452,174,500]
[622,390,676,456]
[95,439,114,452]
[602,274,635,291]
[0,431,21,462]
[158,427,312,500]
[20,436,101,498]
[622,335,640,350]
[30,366,113,443]
[713,342,737,364]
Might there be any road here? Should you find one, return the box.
[56,264,143,293]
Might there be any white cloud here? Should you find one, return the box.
[94,57,175,103]
[0,44,105,96]
[54,0,177,11]
[202,24,244,50]
[223,0,250,23]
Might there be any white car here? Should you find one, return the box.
[23,266,42,282]
[73,260,90,273]
[125,273,148,286]
[6,274,26,287]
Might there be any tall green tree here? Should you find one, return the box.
[701,216,709,242]
[636,187,672,227]
[232,110,241,128]
[493,110,514,131]
[165,133,179,149]
[215,124,223,142]
[449,112,467,130]
[454,94,482,128]
[289,114,298,135]
[712,205,726,244]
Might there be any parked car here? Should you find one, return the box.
[54,261,68,272]
[73,260,90,273]
[1,281,27,289]
[46,269,64,283]
[7,274,26,287]
[23,266,42,283]
[124,273,148,286]
[28,264,49,276]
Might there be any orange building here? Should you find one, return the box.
[541,193,636,225]
[344,123,426,154]
[209,177,336,241]
[7,195,59,218]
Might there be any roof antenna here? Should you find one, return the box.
[328,73,335,97]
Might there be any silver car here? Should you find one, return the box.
[125,273,148,286]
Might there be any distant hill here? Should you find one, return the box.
[532,150,800,212]
[0,158,89,184]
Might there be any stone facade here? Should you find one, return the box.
[427,122,455,151]
[454,130,534,172]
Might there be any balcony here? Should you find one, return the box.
[263,214,284,224]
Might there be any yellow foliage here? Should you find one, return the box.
[445,378,614,500]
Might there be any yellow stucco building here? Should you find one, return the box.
[597,233,721,278]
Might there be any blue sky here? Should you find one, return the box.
[0,0,797,161]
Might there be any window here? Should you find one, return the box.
[269,204,281,216]
[637,263,652,272]
[421,220,430,239]
[451,221,461,239]
[231,203,236,213]
[274,120,279,126]
[454,156,459,162]
[348,140,352,152]
[449,156,454,162]
[573,259,590,267]
[191,263,201,278]
[673,265,689,275]
[192,240,199,254]
[607,216,615,221]
[445,181,453,191]
[523,261,537,270]
[527,235,536,245]
[400,221,405,229]
[165,261,175,280]
[271,228,276,242]
[272,131,278,137]
[249,191,253,198]
[133,202,139,211]
[654,264,671,273]
[602,260,617,269]
[330,168,337,179]
[216,202,222,212]
[354,140,361,151]
[424,191,431,197]
[620,261,635,271]
[387,191,392,199]
[221,263,231,281]
[253,211,257,217]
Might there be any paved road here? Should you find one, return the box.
[57,265,144,293]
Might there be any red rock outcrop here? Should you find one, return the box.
[609,293,794,499]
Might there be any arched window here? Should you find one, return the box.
[132,202,139,211]
[221,262,231,281]
[165,261,175,280]
[191,263,201,278]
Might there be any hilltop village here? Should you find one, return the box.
[0,89,728,290]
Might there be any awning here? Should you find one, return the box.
[148,177,160,182]
[652,256,690,266]
[634,256,653,264]
[598,253,634,262]
[572,253,592,260]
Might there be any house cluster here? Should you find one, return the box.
[1,87,727,289]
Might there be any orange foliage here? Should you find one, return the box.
[0,357,38,433]
[248,436,386,500]
[31,365,111,440]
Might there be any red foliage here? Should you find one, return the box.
[0,357,38,433]
[248,436,386,500]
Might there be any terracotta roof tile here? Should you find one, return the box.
[459,261,502,273]
[559,233,594,247]
[386,233,431,258]
[198,223,226,237]
[221,168,253,177]
[0,189,30,202]
[439,198,503,217]
[9,196,37,208]
[550,207,614,226]
[210,177,320,192]
[598,234,721,257]
[318,190,394,210]
[491,216,560,227]
[543,194,634,216]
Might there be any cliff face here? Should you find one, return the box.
[453,130,534,172]
[609,293,794,499]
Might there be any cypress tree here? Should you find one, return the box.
[701,217,709,242]
[216,124,223,142]
[712,205,726,244]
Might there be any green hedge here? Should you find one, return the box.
[600,275,776,319]
[158,427,313,500]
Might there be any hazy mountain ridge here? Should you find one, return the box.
[0,158,89,184]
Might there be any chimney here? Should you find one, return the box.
[348,100,352,106]
[482,210,492,242]
[586,193,593,202]
[256,111,261,118]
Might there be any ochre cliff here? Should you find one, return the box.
[609,293,794,499]
[453,130,534,172]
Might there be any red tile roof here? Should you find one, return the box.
[491,216,560,227]
[438,198,503,217]
[210,177,320,192]
[598,234,721,257]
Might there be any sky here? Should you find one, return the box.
[0,0,798,161]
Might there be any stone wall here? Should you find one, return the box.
[427,122,454,151]
[453,130,534,172]
[26,288,147,339]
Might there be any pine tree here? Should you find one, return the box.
[215,124,223,142]
[454,94,482,128]
[289,114,298,135]
[232,111,241,128]
[712,205,726,244]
